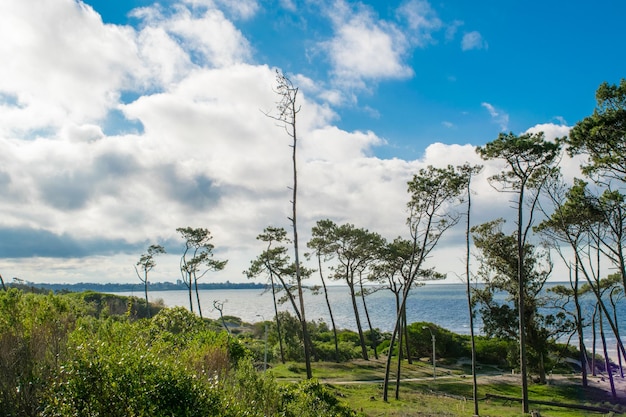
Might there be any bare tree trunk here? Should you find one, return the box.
[0,273,5,290]
[359,275,378,360]
[402,308,412,364]
[573,265,588,387]
[383,289,402,402]
[592,306,598,376]
[394,318,404,400]
[516,188,529,414]
[270,276,285,364]
[599,307,617,399]
[463,169,479,416]
[349,282,369,360]
[143,276,151,319]
[194,277,203,319]
[319,256,340,362]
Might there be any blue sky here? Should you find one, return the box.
[0,0,623,284]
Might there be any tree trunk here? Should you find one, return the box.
[599,308,617,399]
[143,278,151,319]
[383,289,402,402]
[464,173,479,416]
[359,275,378,360]
[319,255,340,362]
[270,276,286,364]
[187,275,194,313]
[394,318,403,400]
[349,282,369,360]
[517,187,529,414]
[592,306,598,376]
[402,308,411,364]
[194,277,203,318]
[573,265,588,387]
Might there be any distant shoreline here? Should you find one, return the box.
[9,281,267,293]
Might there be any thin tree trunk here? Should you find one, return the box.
[573,263,588,387]
[610,289,624,378]
[270,275,285,364]
[383,289,402,402]
[599,307,617,399]
[517,187,529,414]
[144,275,151,319]
[188,276,194,313]
[319,255,340,362]
[349,282,369,360]
[194,277,203,318]
[401,309,411,363]
[592,306,598,376]
[394,318,404,400]
[464,172,479,416]
[359,274,378,360]
[0,273,5,291]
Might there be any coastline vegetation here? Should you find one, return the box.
[1,286,623,416]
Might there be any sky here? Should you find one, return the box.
[0,0,624,285]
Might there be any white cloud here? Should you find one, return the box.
[462,31,488,51]
[324,5,413,88]
[481,102,509,131]
[133,4,252,68]
[396,0,442,46]
[0,0,141,134]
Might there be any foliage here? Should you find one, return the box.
[406,322,470,360]
[567,78,626,180]
[0,289,78,416]
[44,318,222,417]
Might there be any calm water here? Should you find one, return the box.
[113,282,626,352]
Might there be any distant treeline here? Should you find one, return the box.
[9,280,267,293]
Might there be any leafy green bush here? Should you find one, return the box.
[44,317,222,417]
[0,289,78,416]
[473,336,515,367]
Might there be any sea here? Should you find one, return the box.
[112,282,626,357]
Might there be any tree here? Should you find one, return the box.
[536,177,606,387]
[265,70,312,379]
[308,219,341,362]
[536,179,626,363]
[320,221,384,361]
[244,226,292,364]
[177,227,227,317]
[383,165,466,401]
[134,244,166,318]
[471,219,564,383]
[566,79,626,294]
[476,131,560,413]
[457,163,483,416]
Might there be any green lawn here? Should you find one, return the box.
[270,359,626,416]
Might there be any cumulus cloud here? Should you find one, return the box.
[0,0,141,135]
[462,31,488,51]
[323,1,413,89]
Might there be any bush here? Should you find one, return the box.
[474,336,515,367]
[0,289,78,416]
[44,318,222,417]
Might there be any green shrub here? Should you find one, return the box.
[0,289,78,416]
[474,336,515,367]
[44,318,222,417]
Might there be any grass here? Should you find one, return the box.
[269,358,626,416]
